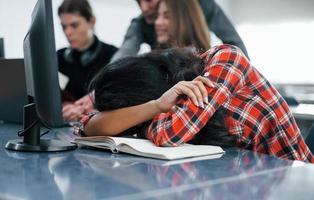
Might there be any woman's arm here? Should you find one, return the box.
[84,100,161,136]
[147,45,251,147]
[84,77,212,136]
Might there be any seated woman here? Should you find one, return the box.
[57,0,118,121]
[81,44,314,163]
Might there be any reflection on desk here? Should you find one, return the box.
[1,123,314,200]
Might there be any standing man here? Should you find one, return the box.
[111,0,248,62]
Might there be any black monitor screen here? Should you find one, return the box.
[0,38,4,58]
[23,0,64,127]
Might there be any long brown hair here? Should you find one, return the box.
[161,0,211,51]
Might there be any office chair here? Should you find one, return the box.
[305,124,314,154]
[0,38,4,58]
[283,96,299,106]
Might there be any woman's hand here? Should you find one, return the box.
[155,76,214,112]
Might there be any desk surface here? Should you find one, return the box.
[1,123,314,200]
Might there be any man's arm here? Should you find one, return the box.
[199,0,249,57]
[110,16,144,62]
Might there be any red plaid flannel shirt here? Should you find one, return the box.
[146,44,314,163]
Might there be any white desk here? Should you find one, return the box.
[1,123,314,200]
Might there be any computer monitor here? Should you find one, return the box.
[5,0,76,152]
[0,38,4,58]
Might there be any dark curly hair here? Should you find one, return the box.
[90,48,204,111]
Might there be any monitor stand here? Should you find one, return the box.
[5,103,76,151]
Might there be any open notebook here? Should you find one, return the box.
[74,136,224,160]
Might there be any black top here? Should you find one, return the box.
[57,36,117,100]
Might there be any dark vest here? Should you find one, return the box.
[57,36,117,100]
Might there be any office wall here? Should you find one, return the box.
[225,0,314,84]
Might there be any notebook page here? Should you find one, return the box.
[112,137,224,160]
[75,136,117,152]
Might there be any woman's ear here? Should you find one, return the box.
[90,16,96,28]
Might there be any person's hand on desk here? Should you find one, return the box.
[74,92,94,113]
[62,93,96,121]
[62,103,85,121]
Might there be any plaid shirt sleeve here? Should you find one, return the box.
[146,45,249,147]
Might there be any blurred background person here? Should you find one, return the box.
[155,0,210,51]
[111,0,248,62]
[57,0,118,121]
